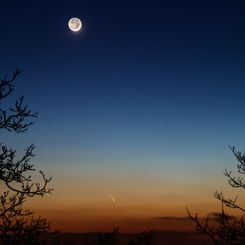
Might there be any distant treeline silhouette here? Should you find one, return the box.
[76,228,157,245]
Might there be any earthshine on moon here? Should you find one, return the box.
[68,17,82,32]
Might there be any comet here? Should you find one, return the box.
[108,193,116,203]
[103,189,116,203]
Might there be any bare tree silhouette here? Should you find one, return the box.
[187,146,245,244]
[0,69,52,244]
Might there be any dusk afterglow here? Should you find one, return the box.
[1,1,245,243]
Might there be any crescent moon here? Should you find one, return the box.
[68,17,82,32]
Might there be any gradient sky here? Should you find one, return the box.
[1,0,245,232]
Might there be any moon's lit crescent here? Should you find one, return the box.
[68,17,82,32]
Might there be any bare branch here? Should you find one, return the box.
[0,69,53,243]
[0,96,38,133]
[187,146,245,244]
[214,191,245,213]
[0,68,21,100]
[186,208,220,245]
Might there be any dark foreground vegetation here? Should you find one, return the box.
[38,230,211,245]
[188,146,245,244]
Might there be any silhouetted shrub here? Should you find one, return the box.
[187,146,245,244]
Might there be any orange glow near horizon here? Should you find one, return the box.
[21,156,244,233]
[25,165,244,233]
